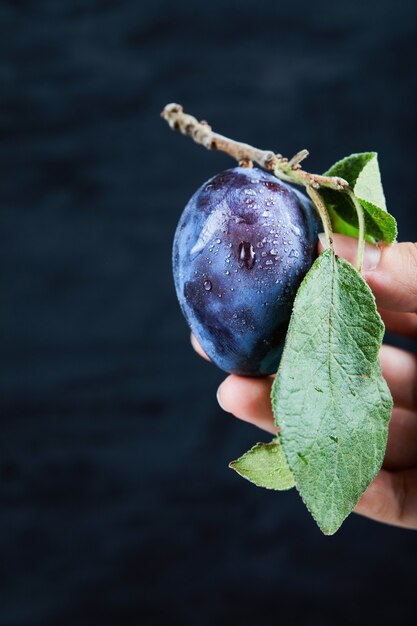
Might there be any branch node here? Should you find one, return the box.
[263,152,276,170]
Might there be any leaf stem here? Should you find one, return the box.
[306,186,334,251]
[161,103,349,192]
[347,190,366,272]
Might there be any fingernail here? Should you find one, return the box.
[216,383,226,411]
[318,232,381,271]
[363,242,381,271]
[318,233,327,249]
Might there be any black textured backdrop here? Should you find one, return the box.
[1,1,417,625]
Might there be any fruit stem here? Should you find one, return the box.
[346,190,366,272]
[306,187,334,251]
[161,103,349,192]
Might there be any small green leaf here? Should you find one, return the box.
[325,152,377,191]
[321,152,397,243]
[229,438,295,490]
[353,152,386,210]
[271,249,392,535]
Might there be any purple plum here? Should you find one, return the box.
[173,167,321,376]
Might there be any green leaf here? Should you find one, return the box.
[327,207,376,244]
[326,152,378,192]
[353,152,386,210]
[321,152,397,243]
[229,438,295,490]
[271,249,392,535]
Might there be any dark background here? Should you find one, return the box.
[1,1,417,624]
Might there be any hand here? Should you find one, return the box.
[192,235,417,530]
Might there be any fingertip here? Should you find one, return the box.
[190,333,210,361]
[317,232,326,254]
[216,375,278,434]
[216,375,240,414]
[216,381,227,411]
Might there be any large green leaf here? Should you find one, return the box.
[229,438,295,490]
[271,249,392,534]
[321,153,397,243]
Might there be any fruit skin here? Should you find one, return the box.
[173,167,321,376]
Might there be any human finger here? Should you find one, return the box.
[380,344,417,412]
[216,345,417,433]
[354,467,417,530]
[379,308,417,339]
[383,407,417,471]
[217,375,278,434]
[318,234,417,313]
[190,333,210,361]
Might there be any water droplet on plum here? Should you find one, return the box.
[203,280,212,291]
[238,241,256,269]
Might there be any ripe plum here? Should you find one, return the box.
[173,167,320,375]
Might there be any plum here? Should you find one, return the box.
[173,166,321,376]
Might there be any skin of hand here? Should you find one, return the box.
[192,234,417,530]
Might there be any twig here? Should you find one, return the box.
[161,103,349,192]
[306,186,334,251]
[288,149,309,169]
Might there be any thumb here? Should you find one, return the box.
[318,234,417,313]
